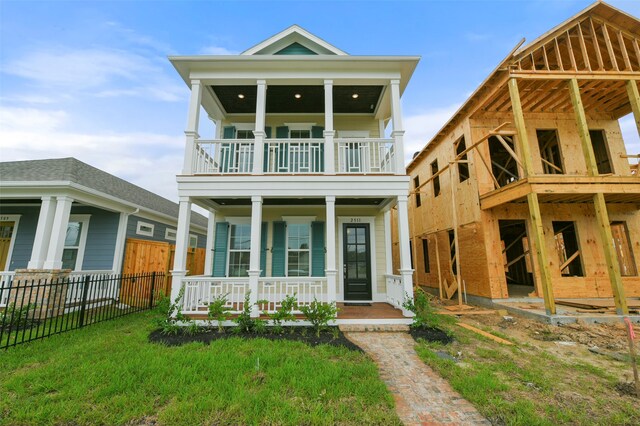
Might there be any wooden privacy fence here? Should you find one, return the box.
[121,238,205,301]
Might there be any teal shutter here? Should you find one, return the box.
[222,126,236,139]
[276,126,289,172]
[212,222,229,277]
[265,127,272,138]
[260,222,268,277]
[275,126,289,138]
[311,126,325,173]
[271,221,286,277]
[311,222,325,277]
[221,126,236,173]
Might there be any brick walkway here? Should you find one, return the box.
[345,332,490,426]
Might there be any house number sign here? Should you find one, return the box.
[349,218,362,223]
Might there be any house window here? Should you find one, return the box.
[431,160,441,196]
[455,136,469,182]
[552,221,584,276]
[290,129,311,139]
[228,224,251,277]
[589,130,613,174]
[536,129,565,174]
[611,221,637,276]
[422,239,430,273]
[189,234,198,248]
[61,215,90,271]
[287,223,310,276]
[136,221,154,237]
[236,130,254,139]
[165,228,177,241]
[414,176,421,207]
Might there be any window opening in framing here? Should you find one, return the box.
[552,221,584,277]
[422,238,430,273]
[499,220,534,297]
[455,136,469,182]
[448,230,456,276]
[414,176,421,207]
[611,221,637,276]
[431,160,441,196]
[536,129,564,174]
[488,135,520,186]
[589,130,613,174]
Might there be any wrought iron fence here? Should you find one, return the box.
[0,272,165,350]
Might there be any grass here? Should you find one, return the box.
[414,323,640,426]
[0,310,400,425]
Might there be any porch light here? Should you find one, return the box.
[352,93,359,99]
[238,94,245,99]
[294,93,302,99]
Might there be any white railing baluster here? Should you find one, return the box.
[385,274,404,309]
[335,138,395,174]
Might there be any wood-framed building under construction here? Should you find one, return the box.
[401,1,640,316]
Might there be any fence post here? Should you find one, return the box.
[149,272,157,309]
[78,275,91,328]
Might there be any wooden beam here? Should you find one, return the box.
[568,78,629,315]
[617,31,632,71]
[566,30,578,70]
[589,17,605,71]
[559,250,580,272]
[495,135,524,169]
[626,80,640,139]
[473,146,500,189]
[449,166,463,306]
[457,322,514,345]
[577,22,591,71]
[435,234,443,299]
[602,23,619,71]
[508,71,640,80]
[507,79,534,175]
[554,38,564,71]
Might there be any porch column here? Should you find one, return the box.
[390,79,406,175]
[626,80,640,138]
[28,196,57,269]
[248,196,263,317]
[111,212,129,273]
[569,78,628,315]
[324,80,335,174]
[383,209,393,275]
[182,79,202,175]
[325,196,337,303]
[42,196,73,270]
[170,197,192,301]
[204,209,216,276]
[253,80,267,174]
[396,195,414,315]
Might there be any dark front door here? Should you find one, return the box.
[343,223,372,300]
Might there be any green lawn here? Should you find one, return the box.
[0,311,400,425]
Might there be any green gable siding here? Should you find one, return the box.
[274,42,318,55]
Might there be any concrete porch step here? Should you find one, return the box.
[339,324,410,333]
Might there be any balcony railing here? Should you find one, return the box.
[385,274,404,310]
[191,138,396,175]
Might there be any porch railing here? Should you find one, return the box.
[264,139,324,173]
[336,138,395,174]
[385,274,404,309]
[0,272,14,307]
[258,277,327,313]
[193,139,255,174]
[181,277,250,314]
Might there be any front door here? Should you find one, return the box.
[343,223,372,300]
[0,222,15,269]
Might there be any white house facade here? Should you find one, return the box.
[169,26,419,323]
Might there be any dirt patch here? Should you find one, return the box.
[409,326,453,344]
[148,326,363,352]
[616,381,640,397]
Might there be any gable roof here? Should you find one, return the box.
[242,25,348,55]
[0,158,207,228]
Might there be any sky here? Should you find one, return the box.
[1,0,639,210]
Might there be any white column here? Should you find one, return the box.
[325,196,337,303]
[214,119,223,139]
[111,212,129,273]
[248,196,263,317]
[383,209,393,275]
[28,196,57,269]
[170,197,192,301]
[396,195,414,315]
[324,80,335,174]
[43,196,73,270]
[390,79,406,175]
[253,80,267,174]
[204,210,216,276]
[182,79,202,175]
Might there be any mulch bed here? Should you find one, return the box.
[409,326,453,344]
[149,326,363,352]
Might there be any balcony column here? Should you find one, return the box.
[43,196,73,270]
[248,196,263,317]
[253,80,267,174]
[182,80,202,175]
[204,209,217,276]
[324,80,335,174]
[28,196,57,269]
[390,79,406,175]
[170,197,192,302]
[325,196,337,303]
[396,195,414,315]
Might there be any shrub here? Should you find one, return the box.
[233,291,256,333]
[153,286,198,335]
[267,294,298,334]
[207,293,231,333]
[0,303,37,331]
[299,299,338,337]
[403,288,454,329]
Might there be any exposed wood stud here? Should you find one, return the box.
[627,80,640,138]
[602,23,620,71]
[554,38,564,71]
[542,44,550,71]
[566,30,578,70]
[449,166,463,306]
[589,18,605,70]
[577,22,591,71]
[632,38,640,70]
[618,31,632,70]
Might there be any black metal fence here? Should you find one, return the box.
[0,272,165,350]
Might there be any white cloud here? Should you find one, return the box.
[199,45,239,55]
[403,104,462,164]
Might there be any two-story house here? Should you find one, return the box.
[405,1,640,317]
[169,26,419,323]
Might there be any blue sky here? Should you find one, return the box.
[1,0,639,204]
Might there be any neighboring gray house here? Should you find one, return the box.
[0,158,207,277]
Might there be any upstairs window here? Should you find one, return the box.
[422,239,430,273]
[455,136,469,182]
[414,176,421,207]
[290,129,311,139]
[431,160,441,197]
[589,130,613,175]
[536,130,564,174]
[236,130,254,139]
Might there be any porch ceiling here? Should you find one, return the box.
[209,197,386,206]
[211,85,383,114]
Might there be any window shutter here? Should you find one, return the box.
[222,126,236,139]
[276,126,289,138]
[311,126,324,138]
[260,222,268,277]
[271,221,286,277]
[265,126,272,138]
[212,222,229,277]
[311,221,325,277]
[276,126,289,171]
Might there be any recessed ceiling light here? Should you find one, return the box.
[352,93,359,99]
[238,94,245,99]
[294,93,302,99]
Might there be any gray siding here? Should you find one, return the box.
[2,205,39,270]
[70,206,119,270]
[126,216,206,248]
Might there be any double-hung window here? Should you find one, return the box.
[228,224,251,277]
[61,215,90,271]
[287,223,311,277]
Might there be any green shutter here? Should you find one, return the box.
[212,222,229,277]
[265,126,272,138]
[271,221,286,277]
[311,126,324,138]
[276,126,289,138]
[275,126,289,172]
[311,221,325,277]
[222,126,236,139]
[260,222,268,277]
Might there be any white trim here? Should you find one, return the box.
[337,216,379,303]
[165,228,177,241]
[281,216,316,223]
[0,215,21,271]
[338,130,370,138]
[241,25,348,56]
[284,122,316,131]
[66,214,90,271]
[136,221,155,237]
[226,217,251,225]
[226,221,251,277]
[112,212,129,273]
[231,123,255,132]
